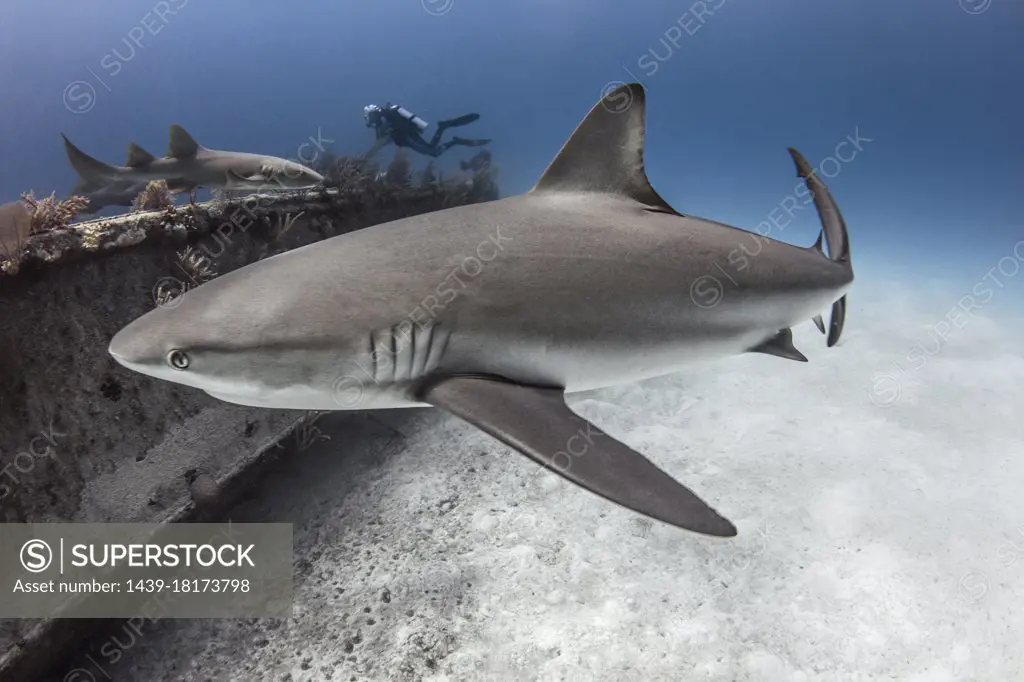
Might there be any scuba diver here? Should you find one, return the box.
[363,102,491,159]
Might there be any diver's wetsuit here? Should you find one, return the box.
[367,105,491,158]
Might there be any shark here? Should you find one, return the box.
[75,179,174,214]
[62,124,324,196]
[108,83,853,538]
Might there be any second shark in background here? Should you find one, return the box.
[63,125,324,203]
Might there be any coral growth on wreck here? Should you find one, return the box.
[313,152,378,195]
[131,180,175,213]
[420,160,437,188]
[311,149,500,206]
[153,244,218,307]
[385,149,412,188]
[19,191,89,234]
[0,201,32,270]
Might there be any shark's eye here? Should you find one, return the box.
[167,349,190,370]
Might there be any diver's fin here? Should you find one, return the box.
[126,143,156,167]
[61,134,119,185]
[439,113,480,128]
[827,296,847,348]
[748,328,808,362]
[530,83,679,215]
[420,374,737,537]
[812,315,826,335]
[450,137,491,147]
[168,124,203,158]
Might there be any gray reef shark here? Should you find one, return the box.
[62,124,324,195]
[108,83,853,538]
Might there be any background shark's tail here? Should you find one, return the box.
[62,133,120,191]
[788,147,852,347]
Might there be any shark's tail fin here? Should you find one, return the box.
[788,147,852,348]
[62,134,119,188]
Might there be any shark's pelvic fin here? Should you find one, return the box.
[168,125,202,158]
[788,147,852,348]
[420,374,737,537]
[165,178,196,194]
[812,315,826,335]
[62,134,119,185]
[529,83,679,215]
[126,143,156,167]
[748,328,808,362]
[827,296,847,348]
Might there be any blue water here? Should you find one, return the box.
[3,3,1024,678]
[2,0,1020,275]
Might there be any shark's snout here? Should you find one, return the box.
[108,313,166,370]
[107,326,139,368]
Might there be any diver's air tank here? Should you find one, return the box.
[394,105,429,132]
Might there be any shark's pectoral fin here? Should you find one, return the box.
[420,374,737,537]
[528,83,681,216]
[812,315,826,335]
[168,124,203,158]
[226,169,264,187]
[748,328,808,362]
[126,142,156,167]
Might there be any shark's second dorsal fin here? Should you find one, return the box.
[529,83,678,214]
[168,125,202,158]
[126,142,156,167]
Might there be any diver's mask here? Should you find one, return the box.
[364,104,382,127]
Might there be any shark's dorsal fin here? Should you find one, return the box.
[168,125,202,158]
[126,142,156,167]
[529,83,678,214]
